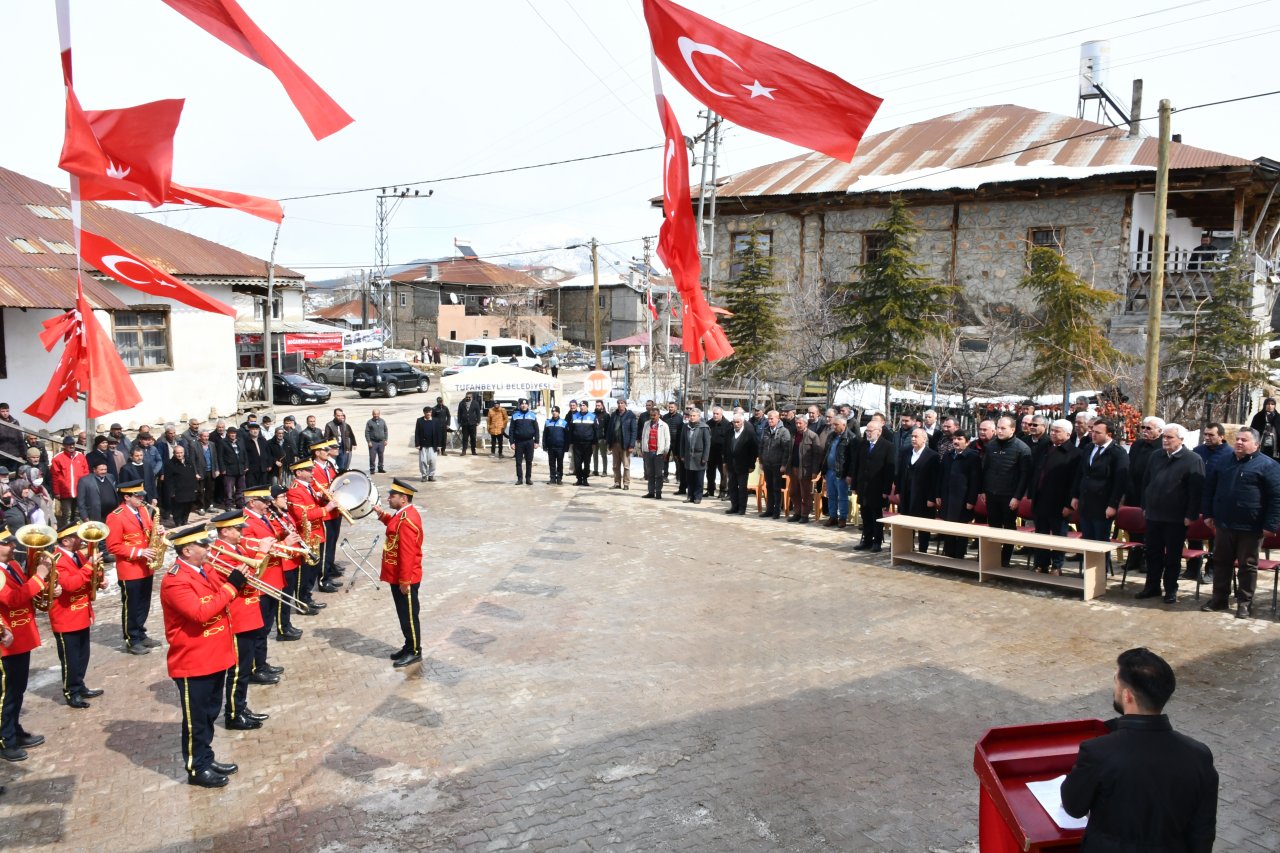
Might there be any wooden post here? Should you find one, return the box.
[590,238,602,372]
[1142,100,1172,415]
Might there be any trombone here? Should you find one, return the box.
[205,542,314,615]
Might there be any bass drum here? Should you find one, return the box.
[330,470,380,519]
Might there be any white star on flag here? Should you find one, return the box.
[741,80,775,99]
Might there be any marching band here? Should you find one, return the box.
[0,450,425,789]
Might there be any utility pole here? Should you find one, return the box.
[264,219,282,404]
[1142,99,1172,415]
[374,187,431,350]
[590,237,602,371]
[693,110,722,407]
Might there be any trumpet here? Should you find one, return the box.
[77,521,110,602]
[16,523,56,611]
[207,540,268,578]
[203,547,313,615]
[313,480,355,524]
[267,506,320,563]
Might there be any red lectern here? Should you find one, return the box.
[973,718,1109,852]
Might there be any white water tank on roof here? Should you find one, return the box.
[1078,41,1111,98]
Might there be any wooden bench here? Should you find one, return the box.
[879,515,1116,600]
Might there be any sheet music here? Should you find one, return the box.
[1026,775,1088,830]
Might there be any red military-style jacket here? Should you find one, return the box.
[214,540,264,635]
[287,480,328,546]
[379,504,423,585]
[48,547,94,633]
[105,503,156,581]
[242,510,287,590]
[314,459,341,521]
[0,560,45,656]
[160,558,237,678]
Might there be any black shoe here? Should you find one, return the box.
[369,469,376,474]
[378,469,386,474]
[16,733,44,748]
[140,636,162,648]
[210,761,239,775]
[66,696,91,709]
[1236,603,1253,619]
[258,664,284,675]
[1163,594,1177,604]
[788,515,801,523]
[1,746,27,762]
[516,479,524,485]
[642,493,655,499]
[247,672,279,686]
[188,769,229,788]
[307,600,328,610]
[526,480,532,486]
[388,647,408,661]
[126,643,150,655]
[870,543,883,553]
[1134,590,1161,600]
[242,709,269,722]
[225,716,262,730]
[1200,601,1229,612]
[317,582,341,594]
[675,490,686,496]
[393,652,422,668]
[81,688,104,698]
[277,630,303,641]
[724,508,737,514]
[798,517,810,524]
[654,494,663,500]
[693,498,702,504]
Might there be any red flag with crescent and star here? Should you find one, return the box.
[78,175,283,224]
[78,230,237,317]
[644,0,882,163]
[59,90,183,206]
[162,0,353,140]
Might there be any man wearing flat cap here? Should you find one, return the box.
[374,479,424,667]
[159,521,250,788]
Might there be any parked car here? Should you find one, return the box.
[351,360,430,398]
[273,373,332,406]
[441,354,500,377]
[315,359,362,386]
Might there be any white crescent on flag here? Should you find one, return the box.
[101,255,175,289]
[677,36,741,98]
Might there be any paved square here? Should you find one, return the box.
[4,403,1278,851]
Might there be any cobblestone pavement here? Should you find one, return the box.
[4,396,1279,851]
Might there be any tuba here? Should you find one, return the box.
[77,521,109,602]
[16,524,57,611]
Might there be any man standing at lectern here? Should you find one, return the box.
[1061,648,1217,852]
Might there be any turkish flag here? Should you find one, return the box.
[25,279,142,422]
[655,88,702,305]
[78,175,283,224]
[59,90,183,206]
[79,230,237,317]
[162,0,353,140]
[644,0,882,162]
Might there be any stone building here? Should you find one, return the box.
[553,269,674,349]
[700,104,1280,402]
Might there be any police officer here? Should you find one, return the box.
[509,399,539,486]
[569,400,598,486]
[541,407,569,485]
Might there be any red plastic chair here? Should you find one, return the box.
[972,494,988,526]
[1255,531,1280,615]
[1112,506,1147,588]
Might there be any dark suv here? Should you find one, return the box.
[351,360,430,398]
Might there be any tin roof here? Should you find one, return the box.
[311,297,378,322]
[0,166,302,310]
[390,257,551,289]
[714,104,1256,199]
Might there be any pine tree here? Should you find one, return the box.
[1166,241,1275,420]
[718,229,782,379]
[1017,246,1127,394]
[820,198,958,407]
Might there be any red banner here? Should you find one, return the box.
[283,332,342,354]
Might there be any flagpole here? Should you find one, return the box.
[264,219,282,408]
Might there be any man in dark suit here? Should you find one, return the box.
[937,432,981,558]
[852,421,895,552]
[76,462,118,522]
[1071,418,1129,574]
[895,427,940,552]
[1061,647,1217,852]
[1136,423,1204,604]
[724,413,758,516]
[1030,419,1080,573]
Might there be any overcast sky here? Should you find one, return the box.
[4,0,1278,280]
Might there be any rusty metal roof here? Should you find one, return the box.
[311,297,378,321]
[390,257,552,289]
[714,104,1256,198]
[0,166,302,310]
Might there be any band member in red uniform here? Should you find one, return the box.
[374,478,424,668]
[208,510,275,731]
[287,459,329,614]
[49,525,104,708]
[0,528,50,761]
[105,482,162,655]
[311,439,345,592]
[242,486,299,662]
[160,522,248,788]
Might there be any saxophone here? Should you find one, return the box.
[299,511,322,563]
[146,505,168,573]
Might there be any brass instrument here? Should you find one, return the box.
[296,508,322,563]
[15,524,56,611]
[76,521,109,602]
[146,504,168,573]
[313,479,355,524]
[268,505,320,563]
[204,543,313,615]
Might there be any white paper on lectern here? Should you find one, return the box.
[1026,775,1089,830]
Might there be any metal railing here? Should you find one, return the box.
[1123,249,1270,313]
[237,369,267,405]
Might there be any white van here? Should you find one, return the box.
[462,337,540,369]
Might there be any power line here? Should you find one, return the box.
[280,236,651,271]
